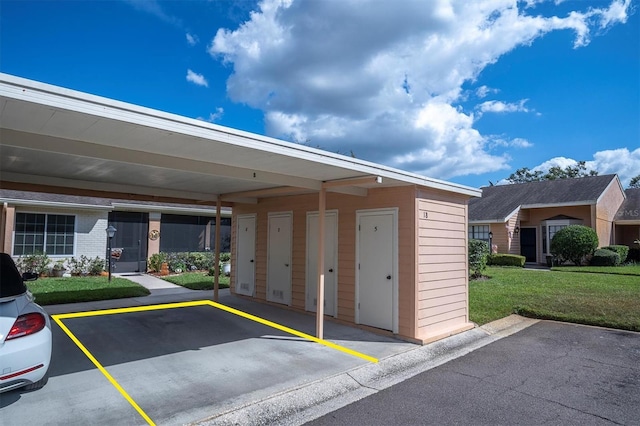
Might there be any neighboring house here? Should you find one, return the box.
[468,174,627,263]
[614,188,640,249]
[0,189,232,273]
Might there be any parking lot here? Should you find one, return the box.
[0,293,416,425]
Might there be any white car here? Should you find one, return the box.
[0,253,52,393]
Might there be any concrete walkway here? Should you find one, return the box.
[113,272,190,293]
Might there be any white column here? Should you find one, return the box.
[316,188,326,339]
[214,197,221,302]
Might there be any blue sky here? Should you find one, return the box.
[1,0,638,188]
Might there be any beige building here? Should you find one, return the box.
[468,175,635,264]
[0,73,481,344]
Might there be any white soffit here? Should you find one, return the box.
[0,73,481,200]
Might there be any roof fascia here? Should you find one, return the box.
[1,198,112,211]
[0,73,481,198]
[521,201,595,209]
[111,202,231,217]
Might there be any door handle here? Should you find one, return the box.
[285,263,289,267]
[328,268,334,273]
[250,259,254,263]
[386,275,391,280]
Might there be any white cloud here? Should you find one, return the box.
[477,99,531,115]
[208,0,631,180]
[528,148,640,186]
[476,85,498,98]
[186,33,199,46]
[123,0,183,27]
[197,107,225,123]
[186,69,208,87]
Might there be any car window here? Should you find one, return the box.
[0,253,28,298]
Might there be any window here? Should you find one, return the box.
[469,225,490,242]
[14,213,75,256]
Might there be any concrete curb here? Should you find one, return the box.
[193,315,539,426]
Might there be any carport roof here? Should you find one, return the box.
[0,73,480,203]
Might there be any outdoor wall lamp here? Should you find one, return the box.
[106,225,117,282]
[514,226,520,235]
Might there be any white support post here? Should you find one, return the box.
[214,197,221,302]
[316,187,326,339]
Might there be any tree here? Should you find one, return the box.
[629,175,640,189]
[507,161,598,184]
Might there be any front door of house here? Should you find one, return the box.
[267,212,292,305]
[108,212,148,273]
[357,209,397,332]
[520,227,537,263]
[235,214,256,296]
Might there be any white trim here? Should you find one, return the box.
[305,210,339,317]
[111,203,232,217]
[521,201,596,209]
[355,207,399,334]
[0,198,112,211]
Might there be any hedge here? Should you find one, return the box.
[550,225,598,266]
[601,245,629,264]
[487,254,526,267]
[468,239,489,278]
[590,248,620,266]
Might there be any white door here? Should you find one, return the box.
[267,213,292,305]
[235,215,256,296]
[357,210,396,331]
[306,211,338,316]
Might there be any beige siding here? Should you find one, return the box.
[232,186,419,339]
[489,213,521,255]
[596,181,625,246]
[415,189,472,341]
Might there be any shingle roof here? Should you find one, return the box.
[615,188,640,222]
[468,174,618,222]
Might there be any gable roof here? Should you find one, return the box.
[469,174,620,222]
[615,188,640,223]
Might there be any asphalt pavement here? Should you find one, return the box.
[2,273,637,426]
[305,321,640,426]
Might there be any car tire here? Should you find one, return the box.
[23,372,48,391]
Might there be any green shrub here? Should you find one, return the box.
[602,245,629,264]
[88,257,106,275]
[16,252,51,275]
[550,225,598,266]
[468,239,489,279]
[487,254,526,267]
[590,248,620,266]
[148,253,167,273]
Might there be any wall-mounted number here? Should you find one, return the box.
[374,226,378,232]
[245,227,248,232]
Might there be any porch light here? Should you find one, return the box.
[488,231,493,253]
[514,226,520,235]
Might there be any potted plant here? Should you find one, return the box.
[50,259,66,277]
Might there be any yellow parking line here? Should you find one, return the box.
[51,316,156,426]
[52,299,378,425]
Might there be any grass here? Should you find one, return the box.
[552,264,640,276]
[26,276,150,305]
[162,272,230,290]
[470,266,640,331]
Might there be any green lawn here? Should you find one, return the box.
[162,272,230,290]
[26,276,150,305]
[470,267,640,331]
[552,264,640,276]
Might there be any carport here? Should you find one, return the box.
[0,73,480,343]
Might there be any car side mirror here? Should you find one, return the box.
[22,272,39,281]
